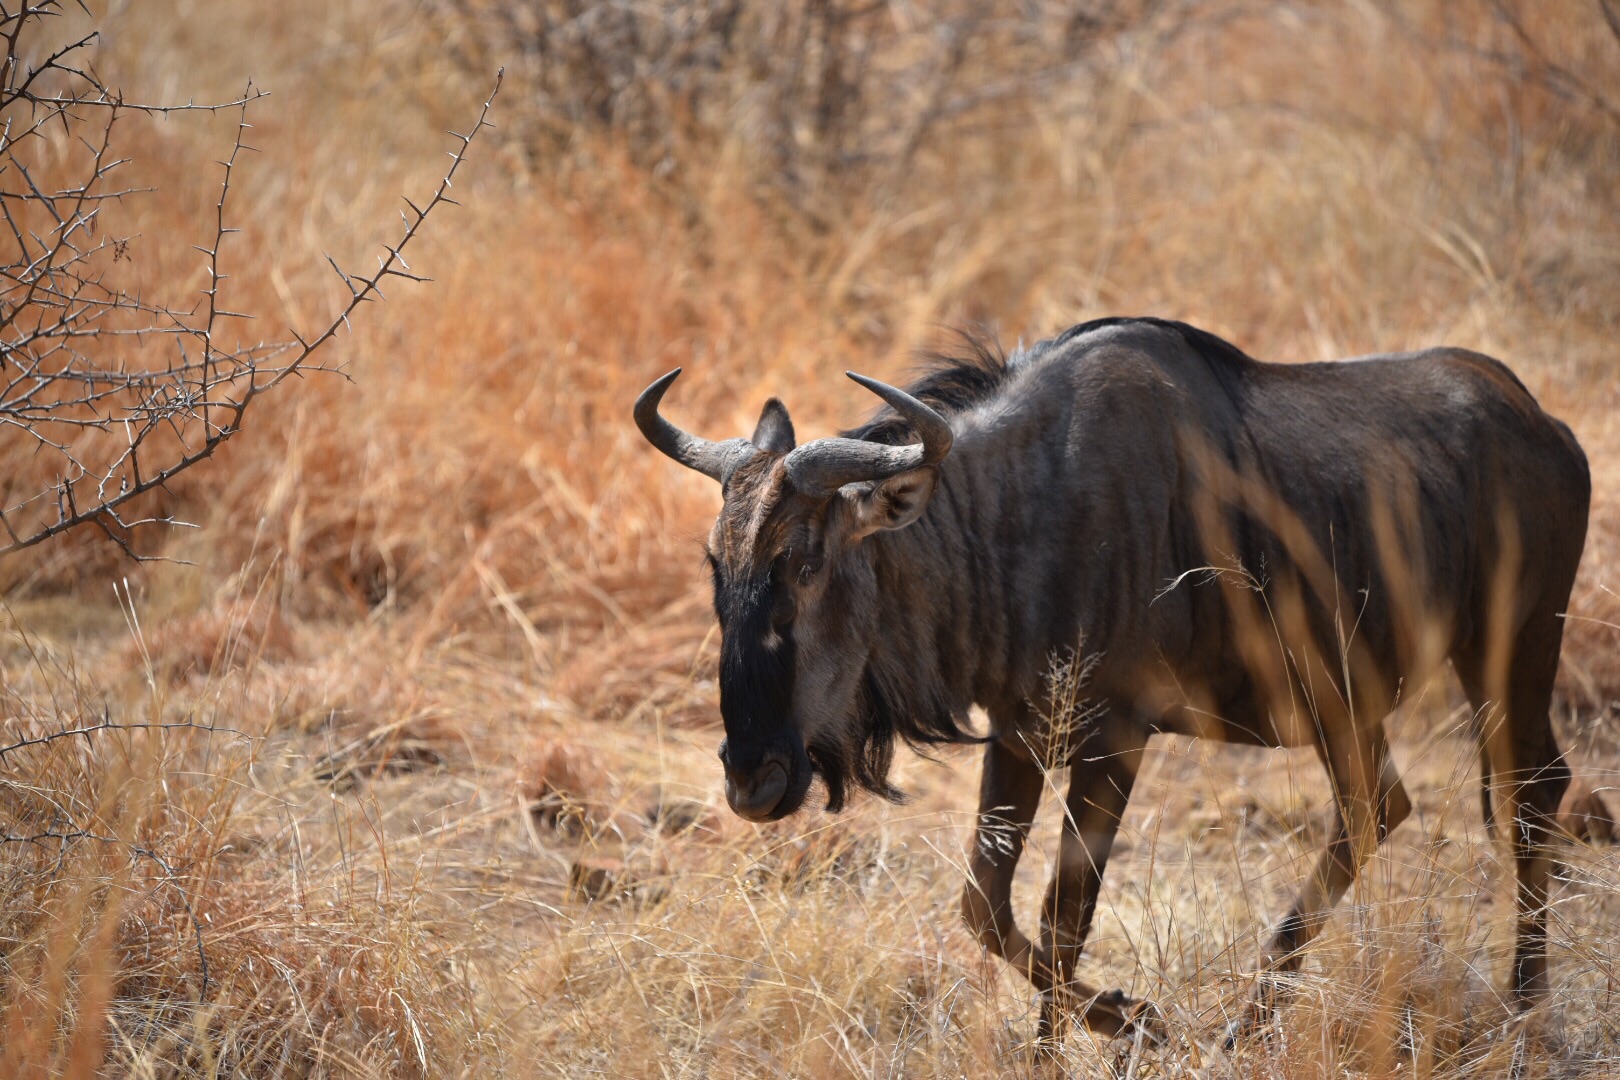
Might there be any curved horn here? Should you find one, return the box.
[634,368,754,483]
[783,372,954,497]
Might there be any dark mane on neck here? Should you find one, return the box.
[820,330,1009,805]
[842,328,1011,445]
[841,318,1260,448]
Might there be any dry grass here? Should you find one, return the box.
[1,0,1618,1075]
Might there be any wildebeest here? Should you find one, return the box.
[634,316,1590,1038]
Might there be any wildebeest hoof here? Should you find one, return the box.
[1221,999,1279,1051]
[1085,988,1166,1044]
[1223,974,1292,1049]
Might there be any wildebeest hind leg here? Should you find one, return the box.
[1039,727,1149,1041]
[1456,608,1572,1008]
[1230,727,1409,1042]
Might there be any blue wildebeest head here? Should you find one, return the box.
[635,369,953,820]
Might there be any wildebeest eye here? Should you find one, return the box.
[770,586,796,628]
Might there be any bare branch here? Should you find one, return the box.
[0,715,247,759]
[1,823,212,1000]
[0,6,500,560]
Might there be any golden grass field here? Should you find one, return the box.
[2,1,1619,1075]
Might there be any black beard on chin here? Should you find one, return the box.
[804,669,903,813]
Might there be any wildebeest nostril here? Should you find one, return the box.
[724,759,789,822]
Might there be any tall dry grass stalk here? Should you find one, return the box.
[0,0,1617,1075]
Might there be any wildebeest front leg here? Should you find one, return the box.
[1233,730,1410,1039]
[1039,728,1149,1039]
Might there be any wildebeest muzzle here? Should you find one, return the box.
[718,738,813,822]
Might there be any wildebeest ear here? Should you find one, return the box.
[751,398,796,454]
[843,466,939,541]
